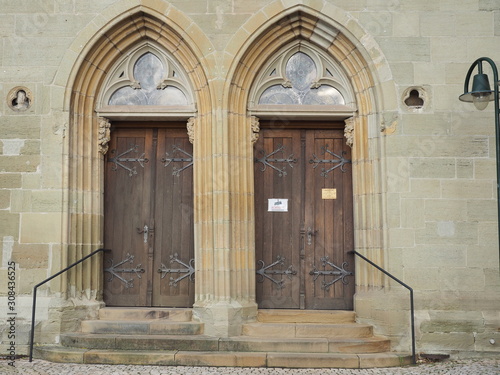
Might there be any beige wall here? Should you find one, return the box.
[1,0,500,356]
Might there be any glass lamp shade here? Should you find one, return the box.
[472,92,492,110]
[459,73,494,111]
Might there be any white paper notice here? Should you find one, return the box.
[268,199,288,212]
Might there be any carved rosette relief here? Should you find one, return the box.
[344,117,354,148]
[187,117,195,144]
[251,116,260,144]
[98,117,111,155]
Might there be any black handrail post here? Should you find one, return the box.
[29,248,109,362]
[349,250,416,365]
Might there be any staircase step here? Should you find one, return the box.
[35,347,412,368]
[328,337,392,353]
[257,309,355,324]
[61,333,219,351]
[38,308,410,369]
[266,352,413,369]
[81,320,203,335]
[242,322,373,338]
[98,307,192,321]
[220,336,329,353]
[61,333,387,354]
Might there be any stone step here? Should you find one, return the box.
[242,322,373,338]
[257,309,356,324]
[329,337,392,353]
[98,307,192,321]
[60,333,388,354]
[36,347,413,368]
[81,320,203,335]
[61,333,219,351]
[37,308,408,369]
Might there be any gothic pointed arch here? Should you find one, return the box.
[225,4,391,289]
[65,7,211,297]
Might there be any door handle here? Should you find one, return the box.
[307,227,317,246]
[137,224,155,243]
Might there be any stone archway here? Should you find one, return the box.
[65,7,212,300]
[223,3,393,295]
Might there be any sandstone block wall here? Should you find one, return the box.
[0,0,499,356]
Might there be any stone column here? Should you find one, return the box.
[192,112,258,337]
[347,113,385,289]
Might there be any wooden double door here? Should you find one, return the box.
[103,125,194,307]
[254,126,354,310]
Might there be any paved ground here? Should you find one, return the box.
[1,357,500,375]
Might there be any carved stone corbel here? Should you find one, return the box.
[98,117,111,155]
[344,117,354,148]
[187,117,195,144]
[251,116,260,144]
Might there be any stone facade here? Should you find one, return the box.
[1,0,500,358]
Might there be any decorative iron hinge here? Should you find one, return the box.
[157,253,195,286]
[255,144,297,177]
[104,253,145,288]
[256,255,297,289]
[108,145,148,177]
[309,145,351,177]
[161,145,193,176]
[309,256,352,290]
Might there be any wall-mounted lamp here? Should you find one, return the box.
[459,57,500,266]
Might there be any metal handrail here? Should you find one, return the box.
[29,248,110,362]
[349,250,416,365]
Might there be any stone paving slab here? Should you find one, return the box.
[1,357,500,374]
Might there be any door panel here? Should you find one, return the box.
[153,129,194,307]
[305,130,354,310]
[254,127,354,310]
[104,129,153,306]
[254,130,302,309]
[104,127,194,307]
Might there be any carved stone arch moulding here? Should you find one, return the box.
[67,10,210,295]
[227,7,386,289]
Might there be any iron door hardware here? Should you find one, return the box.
[161,145,193,176]
[137,224,155,243]
[256,255,297,289]
[309,145,351,177]
[309,256,352,290]
[157,253,195,286]
[255,144,298,177]
[104,253,145,288]
[306,227,317,246]
[108,145,149,177]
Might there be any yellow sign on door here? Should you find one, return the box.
[322,188,337,200]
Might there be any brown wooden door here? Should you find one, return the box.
[103,126,194,307]
[254,127,354,310]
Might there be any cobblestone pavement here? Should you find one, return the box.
[1,358,500,375]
